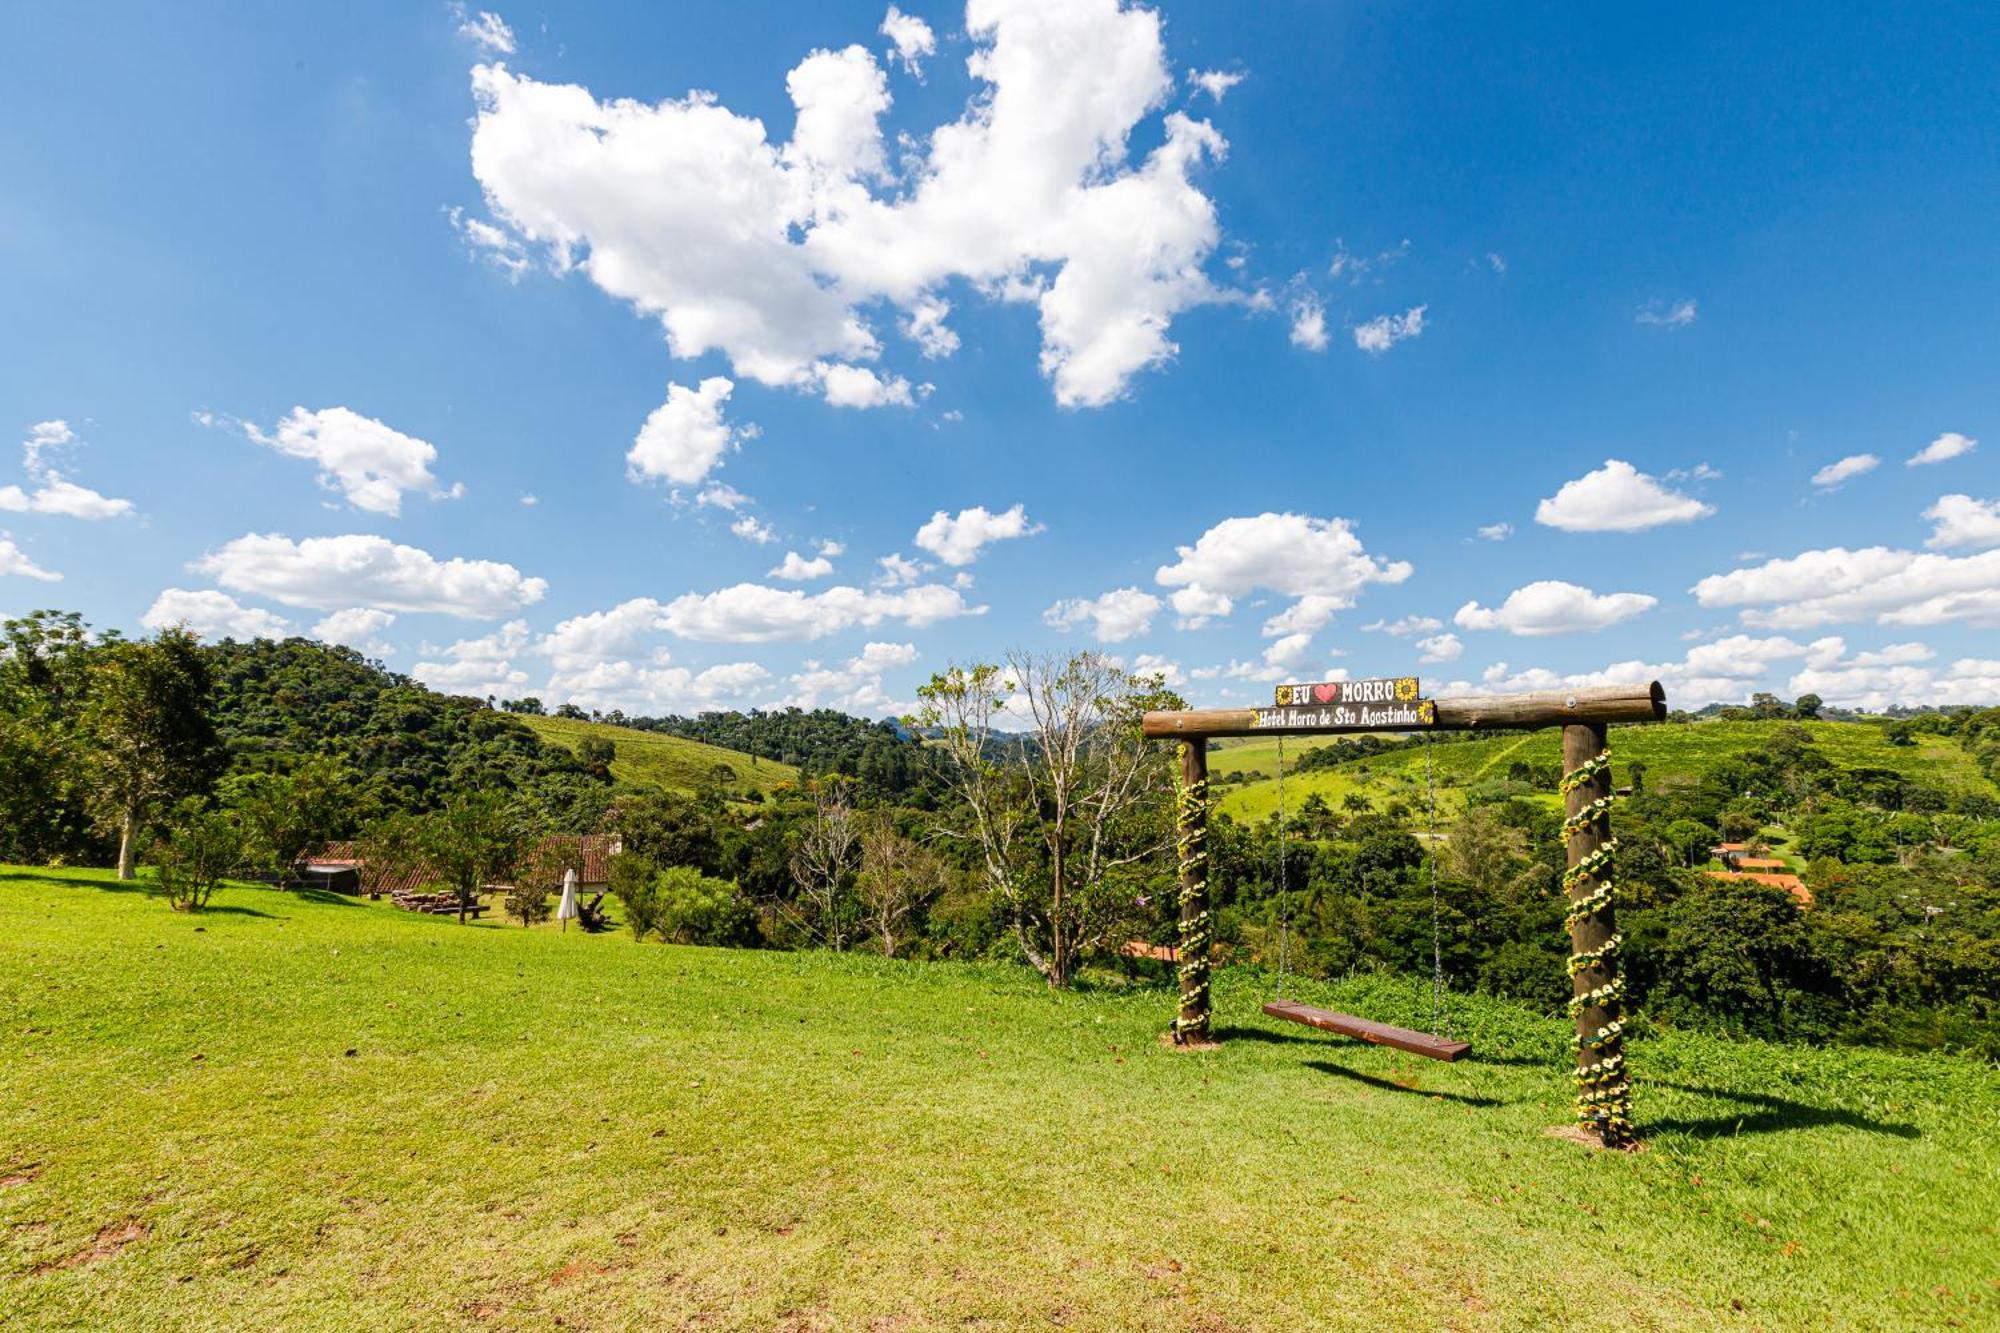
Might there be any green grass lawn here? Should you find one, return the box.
[1214,718,1998,823]
[4,867,1997,1330]
[515,714,799,800]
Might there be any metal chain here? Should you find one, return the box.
[1274,735,1289,999]
[1428,732,1449,1039]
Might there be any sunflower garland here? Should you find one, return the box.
[1561,745,1634,1144]
[1172,766,1212,1038]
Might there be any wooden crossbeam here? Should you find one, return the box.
[1142,682,1665,740]
[1262,1000,1471,1062]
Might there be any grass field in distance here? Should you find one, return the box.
[515,713,799,801]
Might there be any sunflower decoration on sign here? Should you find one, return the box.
[1394,676,1420,702]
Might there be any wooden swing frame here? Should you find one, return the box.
[1143,681,1664,1084]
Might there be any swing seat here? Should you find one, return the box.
[1262,1000,1471,1062]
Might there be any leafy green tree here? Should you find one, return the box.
[231,756,351,885]
[1663,818,1716,867]
[614,791,723,874]
[1656,879,1826,1038]
[81,628,221,880]
[0,614,101,860]
[576,736,615,777]
[353,811,426,897]
[418,792,529,923]
[609,852,664,939]
[151,798,249,912]
[654,866,760,947]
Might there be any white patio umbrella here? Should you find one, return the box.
[556,867,579,932]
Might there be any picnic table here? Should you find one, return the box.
[390,890,487,918]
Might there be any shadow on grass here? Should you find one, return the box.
[0,868,284,918]
[0,867,147,893]
[1304,1060,1511,1108]
[1643,1080,1920,1141]
[285,886,362,908]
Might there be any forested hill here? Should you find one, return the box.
[593,706,930,797]
[206,638,610,827]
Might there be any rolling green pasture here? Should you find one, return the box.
[515,714,798,800]
[1213,719,1996,823]
[5,867,1997,1330]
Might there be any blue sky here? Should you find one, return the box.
[3,1,1996,717]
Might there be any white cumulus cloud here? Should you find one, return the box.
[1693,545,2000,630]
[880,6,937,76]
[629,377,751,487]
[1535,459,1715,532]
[453,4,516,55]
[0,534,61,582]
[1288,292,1328,351]
[1352,304,1425,353]
[1455,580,1658,636]
[1415,632,1462,663]
[770,548,837,580]
[241,406,459,516]
[913,503,1040,565]
[1155,511,1410,640]
[1363,614,1443,636]
[0,419,135,520]
[659,581,981,642]
[143,589,290,640]
[312,607,398,658]
[192,533,547,617]
[1187,68,1244,101]
[731,515,778,544]
[1810,453,1879,489]
[1908,431,1976,466]
[464,0,1230,409]
[1924,494,2000,550]
[788,639,918,714]
[1043,586,1161,642]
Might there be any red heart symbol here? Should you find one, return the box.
[1313,683,1340,703]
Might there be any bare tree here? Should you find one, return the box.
[789,778,860,950]
[914,652,1178,989]
[855,812,947,957]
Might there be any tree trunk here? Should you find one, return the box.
[1174,740,1212,1043]
[1562,723,1633,1147]
[1049,838,1067,989]
[117,808,137,881]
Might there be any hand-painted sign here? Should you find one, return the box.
[1274,677,1420,708]
[1249,698,1436,732]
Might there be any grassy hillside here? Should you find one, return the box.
[1213,718,1997,822]
[5,868,1996,1330]
[516,714,799,800]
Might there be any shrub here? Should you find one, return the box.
[655,866,759,947]
[152,799,249,912]
[505,882,550,927]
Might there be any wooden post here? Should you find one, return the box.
[1173,738,1212,1044]
[1562,723,1634,1147]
